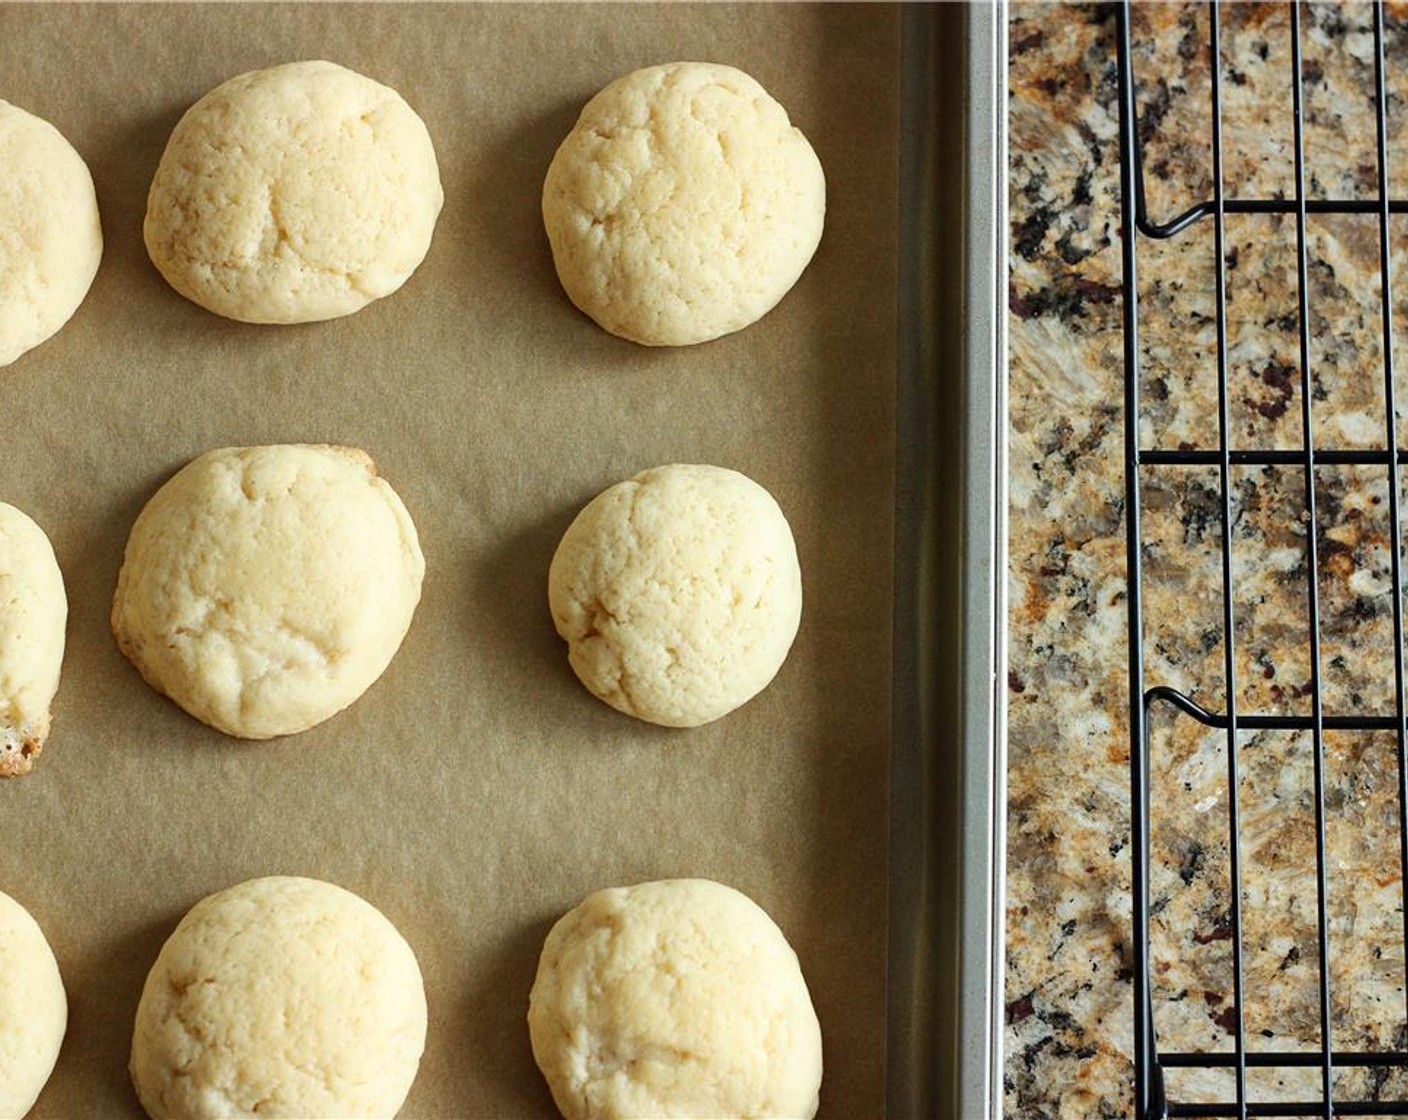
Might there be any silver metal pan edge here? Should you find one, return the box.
[889,4,1008,1116]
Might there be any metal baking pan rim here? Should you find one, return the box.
[888,3,1008,1117]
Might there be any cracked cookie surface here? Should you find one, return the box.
[111,444,424,739]
[129,876,426,1119]
[144,60,442,324]
[542,62,825,346]
[528,879,823,1120]
[0,501,67,777]
[548,464,802,728]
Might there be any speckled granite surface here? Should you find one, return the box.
[1008,4,1408,1116]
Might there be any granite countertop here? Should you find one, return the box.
[1007,4,1408,1115]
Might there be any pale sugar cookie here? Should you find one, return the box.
[548,464,802,727]
[0,100,102,367]
[0,502,67,777]
[0,890,66,1118]
[130,876,426,1119]
[111,444,424,739]
[542,62,825,346]
[529,879,823,1119]
[144,61,442,324]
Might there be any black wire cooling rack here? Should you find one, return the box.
[1120,2,1408,1117]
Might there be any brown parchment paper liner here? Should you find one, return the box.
[0,5,898,1116]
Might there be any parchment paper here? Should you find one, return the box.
[0,5,899,1116]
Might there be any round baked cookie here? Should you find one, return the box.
[548,464,802,727]
[0,100,102,367]
[144,60,443,324]
[0,502,67,777]
[111,444,424,739]
[528,879,823,1120]
[542,61,825,346]
[130,876,426,1119]
[0,890,67,1118]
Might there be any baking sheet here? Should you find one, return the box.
[0,4,899,1117]
[888,7,1006,1118]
